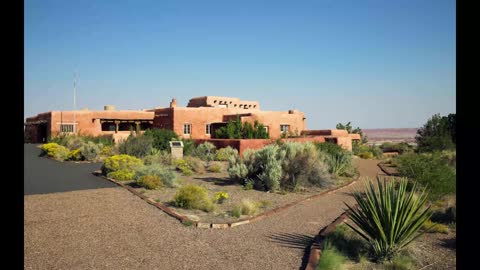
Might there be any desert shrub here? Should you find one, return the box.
[67,149,83,161]
[315,142,345,156]
[40,143,69,161]
[192,142,216,161]
[100,146,114,156]
[101,154,143,176]
[316,242,346,270]
[394,152,456,201]
[380,142,414,154]
[173,185,213,212]
[316,142,356,177]
[143,129,180,151]
[358,152,374,159]
[214,146,239,161]
[207,163,222,173]
[107,170,136,181]
[279,142,331,190]
[231,199,259,217]
[118,134,154,158]
[345,177,431,262]
[137,175,164,190]
[142,151,172,166]
[354,144,382,159]
[243,179,254,190]
[181,139,196,156]
[384,254,416,270]
[184,156,206,174]
[228,143,331,191]
[65,136,86,150]
[48,134,70,146]
[134,164,177,187]
[80,141,102,161]
[213,191,229,204]
[173,159,193,176]
[257,200,272,208]
[422,220,449,234]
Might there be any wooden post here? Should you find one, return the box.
[135,121,141,134]
[114,120,120,133]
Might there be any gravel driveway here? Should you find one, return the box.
[24,158,384,270]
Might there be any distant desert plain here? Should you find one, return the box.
[362,128,418,145]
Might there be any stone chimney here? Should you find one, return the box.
[169,98,177,108]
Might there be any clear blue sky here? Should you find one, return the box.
[25,0,455,129]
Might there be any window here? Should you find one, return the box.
[280,125,290,133]
[101,122,116,131]
[206,124,211,135]
[60,124,74,133]
[183,123,192,135]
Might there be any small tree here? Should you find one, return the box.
[143,129,179,151]
[215,117,269,139]
[415,113,455,153]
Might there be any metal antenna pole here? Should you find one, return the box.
[73,71,77,134]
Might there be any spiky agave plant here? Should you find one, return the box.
[344,177,432,262]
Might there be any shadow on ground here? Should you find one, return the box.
[193,177,240,186]
[267,233,314,270]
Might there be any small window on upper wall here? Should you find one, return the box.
[280,125,290,133]
[183,123,192,135]
[206,124,211,135]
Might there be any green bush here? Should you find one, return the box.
[192,142,216,161]
[207,163,222,173]
[80,141,102,161]
[181,139,196,156]
[215,117,269,139]
[134,164,177,187]
[316,142,356,177]
[422,220,449,234]
[101,154,144,176]
[358,152,374,159]
[416,113,455,153]
[185,156,206,174]
[137,175,164,190]
[173,185,213,212]
[231,199,259,217]
[40,143,70,161]
[214,146,239,161]
[107,170,136,181]
[118,134,154,158]
[384,254,416,270]
[143,129,179,151]
[316,242,346,270]
[100,146,114,156]
[142,151,172,166]
[345,177,432,262]
[394,152,456,201]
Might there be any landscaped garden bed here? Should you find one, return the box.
[119,168,353,224]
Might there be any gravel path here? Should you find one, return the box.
[24,158,385,270]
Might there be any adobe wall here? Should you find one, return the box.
[194,136,327,157]
[301,129,348,136]
[240,111,306,139]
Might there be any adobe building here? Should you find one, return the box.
[25,96,360,151]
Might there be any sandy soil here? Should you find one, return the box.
[24,159,412,270]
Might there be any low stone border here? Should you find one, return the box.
[93,171,359,229]
[305,207,355,270]
[377,162,399,176]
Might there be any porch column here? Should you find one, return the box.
[114,120,120,133]
[135,121,141,134]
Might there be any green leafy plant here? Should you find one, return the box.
[214,116,269,139]
[173,185,213,212]
[316,242,346,270]
[143,129,179,151]
[394,152,456,201]
[345,177,432,262]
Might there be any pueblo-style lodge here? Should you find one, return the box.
[25,96,360,153]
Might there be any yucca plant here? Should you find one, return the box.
[344,177,432,262]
